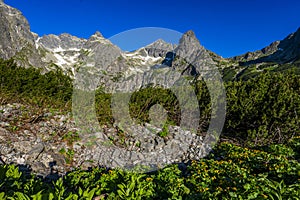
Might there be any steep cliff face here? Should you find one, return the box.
[174,30,216,76]
[175,30,205,58]
[0,1,35,59]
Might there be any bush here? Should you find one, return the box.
[0,58,72,108]
[225,71,300,145]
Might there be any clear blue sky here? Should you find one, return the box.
[4,0,300,58]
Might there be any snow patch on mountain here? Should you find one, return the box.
[123,50,162,66]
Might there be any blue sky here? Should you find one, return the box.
[4,0,300,58]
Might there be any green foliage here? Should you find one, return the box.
[153,165,190,199]
[95,89,113,125]
[1,57,300,198]
[62,131,80,145]
[186,139,300,199]
[1,139,300,199]
[225,71,300,145]
[222,67,238,81]
[0,58,72,108]
[116,173,154,199]
[158,123,169,137]
[59,148,75,164]
[129,86,180,126]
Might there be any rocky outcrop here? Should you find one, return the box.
[0,1,35,59]
[174,30,217,76]
[143,39,175,57]
[175,30,203,58]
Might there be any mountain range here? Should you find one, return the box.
[0,0,299,85]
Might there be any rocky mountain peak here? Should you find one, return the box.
[180,30,198,43]
[184,30,196,37]
[90,31,104,39]
[175,30,204,59]
[147,39,176,50]
[84,31,109,47]
[269,27,300,63]
[0,1,35,59]
[148,39,168,46]
[84,31,118,51]
[142,39,174,57]
[38,33,86,51]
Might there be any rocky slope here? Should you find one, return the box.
[234,28,300,66]
[232,41,280,62]
[0,102,208,176]
[218,28,300,81]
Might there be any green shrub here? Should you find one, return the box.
[0,58,72,108]
[225,71,300,145]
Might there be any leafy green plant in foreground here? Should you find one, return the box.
[1,138,300,199]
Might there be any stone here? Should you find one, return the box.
[27,143,45,161]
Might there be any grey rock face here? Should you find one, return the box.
[0,2,35,59]
[144,39,175,57]
[175,30,204,58]
[0,2,54,71]
[38,33,86,51]
[174,30,217,76]
[261,41,280,54]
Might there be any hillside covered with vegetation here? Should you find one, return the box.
[0,58,300,199]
